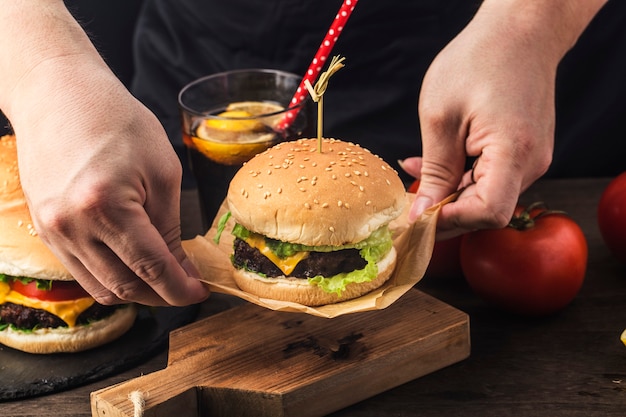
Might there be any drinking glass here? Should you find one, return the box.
[179,69,314,230]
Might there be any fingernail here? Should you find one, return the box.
[409,196,433,222]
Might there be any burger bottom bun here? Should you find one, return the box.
[233,248,397,306]
[0,304,137,354]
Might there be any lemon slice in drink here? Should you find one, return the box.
[621,329,626,346]
[193,107,278,165]
[191,136,272,165]
[204,110,265,132]
[226,101,285,129]
[226,101,285,116]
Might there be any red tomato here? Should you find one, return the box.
[460,203,588,316]
[408,179,420,193]
[11,280,90,302]
[598,172,626,264]
[425,235,464,279]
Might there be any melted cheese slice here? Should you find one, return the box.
[0,281,95,327]
[244,234,309,276]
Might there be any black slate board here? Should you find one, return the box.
[0,304,199,401]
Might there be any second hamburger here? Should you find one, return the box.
[224,138,406,306]
[0,135,137,354]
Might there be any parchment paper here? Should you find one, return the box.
[182,192,443,318]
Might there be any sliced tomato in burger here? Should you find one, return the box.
[11,279,90,301]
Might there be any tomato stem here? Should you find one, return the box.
[507,202,567,230]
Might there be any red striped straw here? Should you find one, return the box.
[277,0,358,131]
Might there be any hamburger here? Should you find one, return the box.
[223,138,406,306]
[0,135,137,354]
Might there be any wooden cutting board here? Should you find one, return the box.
[91,289,470,417]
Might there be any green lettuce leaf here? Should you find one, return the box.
[213,211,232,244]
[0,274,52,290]
[308,235,393,295]
[232,223,392,257]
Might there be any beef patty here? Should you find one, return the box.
[232,238,368,278]
[1,302,119,330]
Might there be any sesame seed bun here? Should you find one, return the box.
[0,134,73,280]
[227,138,406,246]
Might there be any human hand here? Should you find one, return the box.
[12,67,209,306]
[0,0,210,306]
[407,1,589,237]
[14,74,209,306]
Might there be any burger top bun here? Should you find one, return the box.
[0,134,73,281]
[227,138,406,246]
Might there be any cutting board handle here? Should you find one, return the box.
[91,363,200,417]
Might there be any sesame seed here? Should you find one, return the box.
[257,184,263,188]
[345,173,351,177]
[366,200,372,205]
[304,202,311,209]
[264,192,271,199]
[277,187,282,194]
[329,226,335,233]
[299,187,306,192]
[338,201,343,207]
[354,170,361,176]
[322,203,329,208]
[332,174,337,180]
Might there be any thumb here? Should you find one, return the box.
[408,143,467,223]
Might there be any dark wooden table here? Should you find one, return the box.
[3,178,626,416]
